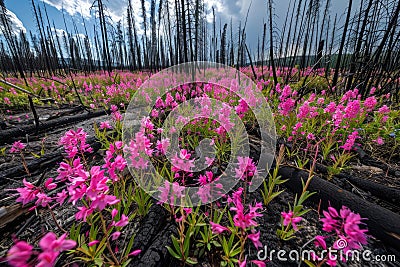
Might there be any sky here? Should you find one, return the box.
[2,0,360,53]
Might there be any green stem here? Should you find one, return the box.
[99,212,119,265]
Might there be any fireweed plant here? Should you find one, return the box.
[3,68,398,266]
[303,205,368,267]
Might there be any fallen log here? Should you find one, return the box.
[130,204,168,253]
[337,172,400,205]
[313,163,400,205]
[278,166,400,250]
[0,151,63,186]
[130,223,177,267]
[129,204,177,267]
[0,204,33,228]
[0,137,101,186]
[0,109,108,145]
[353,146,400,177]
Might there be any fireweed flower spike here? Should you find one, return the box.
[281,211,303,231]
[210,222,230,234]
[10,140,26,153]
[6,240,33,267]
[7,232,76,267]
[310,205,369,266]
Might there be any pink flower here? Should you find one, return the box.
[197,185,211,203]
[111,231,121,240]
[210,222,230,234]
[35,193,52,207]
[248,231,262,249]
[198,171,214,185]
[293,122,302,132]
[90,194,119,210]
[110,104,118,112]
[326,257,337,266]
[238,259,247,267]
[373,136,384,145]
[171,149,195,172]
[37,251,59,267]
[156,138,170,155]
[205,157,214,166]
[39,232,76,252]
[314,235,327,250]
[157,180,170,204]
[278,98,295,116]
[281,211,302,231]
[55,190,68,205]
[251,260,266,267]
[364,96,377,111]
[44,178,57,190]
[3,97,11,105]
[7,240,33,267]
[307,133,315,140]
[369,87,376,95]
[99,121,112,129]
[321,212,338,232]
[230,189,263,230]
[75,206,94,222]
[59,128,92,158]
[86,166,109,200]
[324,102,337,113]
[88,240,100,246]
[297,101,318,119]
[111,208,118,219]
[235,156,257,180]
[113,214,129,227]
[344,100,361,119]
[16,179,39,205]
[378,105,390,114]
[128,249,142,257]
[340,131,359,151]
[10,141,26,153]
[320,205,368,253]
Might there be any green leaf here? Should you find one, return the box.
[123,233,136,257]
[221,236,229,255]
[212,240,221,247]
[30,152,41,158]
[303,259,317,267]
[93,258,103,266]
[166,246,182,260]
[229,246,241,257]
[171,236,181,254]
[121,259,132,267]
[185,257,198,265]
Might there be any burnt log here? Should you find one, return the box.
[278,166,400,250]
[353,146,400,177]
[0,137,101,186]
[129,204,177,267]
[313,163,400,205]
[0,109,108,145]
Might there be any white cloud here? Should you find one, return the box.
[0,8,26,35]
[41,0,93,19]
[40,0,137,23]
[51,27,67,37]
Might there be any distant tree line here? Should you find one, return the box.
[0,0,399,97]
